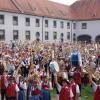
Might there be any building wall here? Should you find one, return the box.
[0,11,73,43]
[0,11,100,43]
[43,17,72,43]
[76,20,100,42]
[0,12,43,43]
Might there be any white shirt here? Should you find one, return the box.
[92,82,100,92]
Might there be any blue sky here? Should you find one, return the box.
[49,0,77,5]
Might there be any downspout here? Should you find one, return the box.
[71,21,73,43]
[42,16,44,42]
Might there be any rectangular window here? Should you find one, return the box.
[36,19,40,27]
[45,31,49,40]
[53,32,57,40]
[0,30,5,41]
[67,32,70,40]
[0,15,4,24]
[73,23,76,29]
[45,20,48,27]
[13,30,19,40]
[25,31,30,40]
[82,23,87,29]
[13,16,18,26]
[53,20,57,28]
[67,22,70,29]
[25,17,30,26]
[60,21,64,28]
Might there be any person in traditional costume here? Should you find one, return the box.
[70,50,82,68]
[18,76,27,100]
[0,71,8,100]
[54,73,65,100]
[49,58,59,87]
[27,78,33,100]
[21,58,29,77]
[69,77,80,100]
[41,76,52,100]
[5,76,19,100]
[74,68,81,92]
[89,75,100,100]
[0,60,4,75]
[7,59,15,76]
[29,80,41,100]
[55,77,73,100]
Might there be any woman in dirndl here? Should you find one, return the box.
[41,76,52,100]
[29,80,41,100]
[18,76,27,100]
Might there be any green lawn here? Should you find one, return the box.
[81,85,93,100]
[51,85,94,100]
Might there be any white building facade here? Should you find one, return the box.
[0,11,100,43]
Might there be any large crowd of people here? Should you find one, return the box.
[0,40,100,100]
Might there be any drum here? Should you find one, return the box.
[49,61,59,73]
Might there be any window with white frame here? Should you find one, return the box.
[53,20,57,28]
[73,23,76,29]
[25,31,30,40]
[45,20,48,27]
[67,32,70,40]
[45,31,49,40]
[25,17,30,26]
[13,30,19,40]
[67,22,70,29]
[60,21,64,28]
[0,15,4,24]
[36,32,40,39]
[0,30,5,41]
[60,33,64,43]
[73,33,76,41]
[53,31,57,40]
[13,16,18,26]
[82,23,87,29]
[36,19,40,27]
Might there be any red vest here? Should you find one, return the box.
[72,83,77,98]
[74,71,81,84]
[59,86,70,100]
[98,55,100,58]
[42,81,50,89]
[6,83,16,97]
[32,88,41,95]
[1,76,6,89]
[94,86,100,100]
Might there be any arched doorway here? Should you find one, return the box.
[77,35,91,43]
[95,35,100,43]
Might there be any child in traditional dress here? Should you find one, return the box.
[55,77,73,100]
[29,80,41,100]
[41,76,52,100]
[89,75,100,100]
[18,76,27,100]
[74,68,81,92]
[69,77,80,100]
[0,71,8,100]
[5,76,19,100]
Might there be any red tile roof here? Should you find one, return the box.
[0,0,20,13]
[71,0,100,20]
[0,0,100,20]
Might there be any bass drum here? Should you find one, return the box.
[49,61,59,73]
